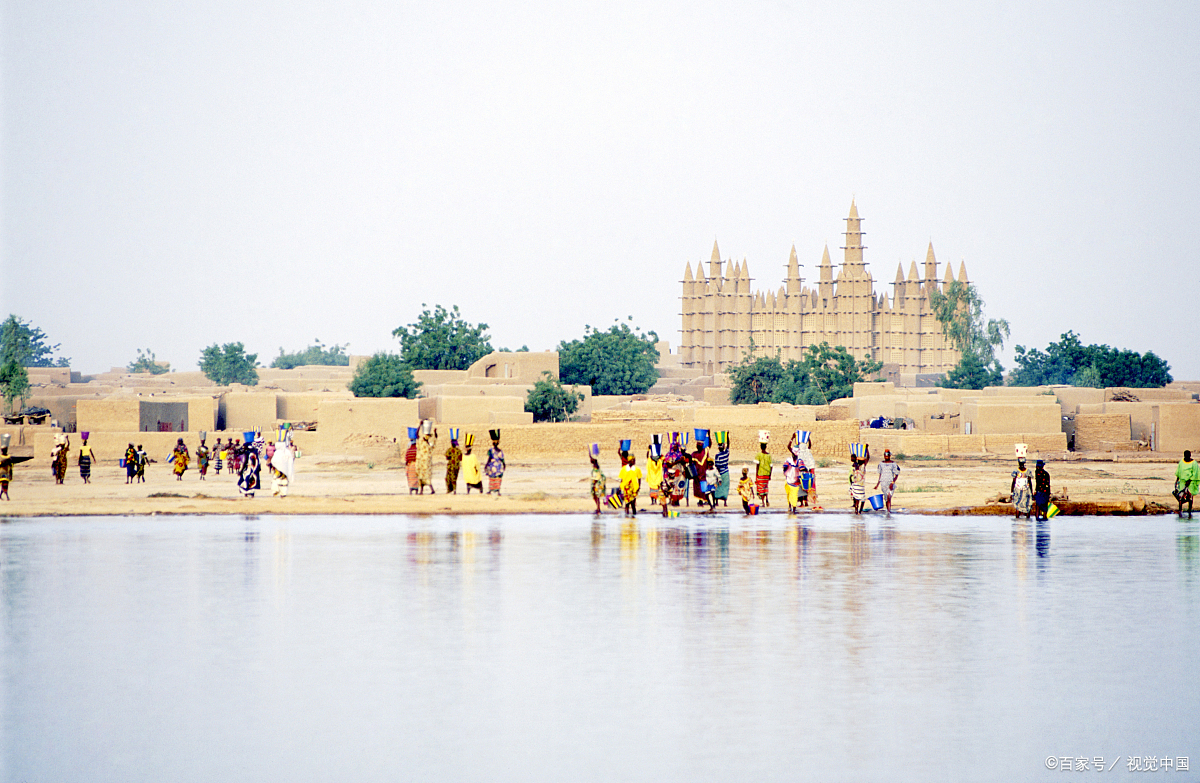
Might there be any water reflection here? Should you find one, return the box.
[2,514,1197,783]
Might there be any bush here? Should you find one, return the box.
[525,372,583,422]
[348,353,421,398]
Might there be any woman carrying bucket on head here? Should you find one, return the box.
[485,430,505,495]
[405,428,419,494]
[589,444,606,514]
[848,443,870,514]
[788,431,816,509]
[783,449,803,513]
[713,432,731,507]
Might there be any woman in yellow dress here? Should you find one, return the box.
[170,438,190,480]
[461,436,483,494]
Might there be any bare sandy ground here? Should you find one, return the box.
[0,454,1184,517]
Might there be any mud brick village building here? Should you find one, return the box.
[679,200,961,383]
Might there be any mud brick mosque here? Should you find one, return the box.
[679,200,965,380]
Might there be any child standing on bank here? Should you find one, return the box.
[737,467,755,514]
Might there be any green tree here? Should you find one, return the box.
[0,360,30,413]
[1010,331,1172,388]
[1,315,69,367]
[558,320,659,396]
[727,342,882,405]
[271,340,350,369]
[348,353,421,398]
[929,281,1010,363]
[524,372,583,422]
[939,350,1003,390]
[393,304,493,370]
[728,354,788,404]
[198,342,259,385]
[929,281,1009,387]
[127,349,170,374]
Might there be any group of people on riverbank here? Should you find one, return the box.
[588,431,733,518]
[405,425,506,497]
[586,429,909,518]
[34,431,300,499]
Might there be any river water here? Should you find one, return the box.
[2,513,1198,782]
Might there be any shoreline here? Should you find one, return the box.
[0,455,1187,519]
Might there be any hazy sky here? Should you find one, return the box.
[3,0,1198,378]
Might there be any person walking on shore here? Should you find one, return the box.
[213,438,224,475]
[238,446,260,498]
[1175,450,1198,519]
[713,436,731,507]
[78,436,97,484]
[875,449,901,516]
[124,443,137,484]
[462,441,483,493]
[51,434,69,484]
[646,446,663,508]
[1011,458,1033,519]
[787,432,816,509]
[416,427,437,495]
[445,437,462,494]
[0,445,12,500]
[485,431,505,495]
[170,438,190,481]
[135,444,148,482]
[619,454,642,517]
[590,455,606,514]
[755,441,772,507]
[737,467,754,514]
[783,450,802,513]
[404,436,419,494]
[197,439,210,481]
[1033,460,1051,521]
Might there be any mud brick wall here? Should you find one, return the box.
[1074,414,1131,452]
[1155,403,1200,454]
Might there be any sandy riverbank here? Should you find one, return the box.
[0,453,1186,518]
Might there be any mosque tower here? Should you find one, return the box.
[679,200,962,379]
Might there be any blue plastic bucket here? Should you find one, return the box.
[407,427,419,440]
[694,428,710,446]
[243,431,256,444]
[619,439,632,452]
[868,494,885,511]
[801,472,812,489]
